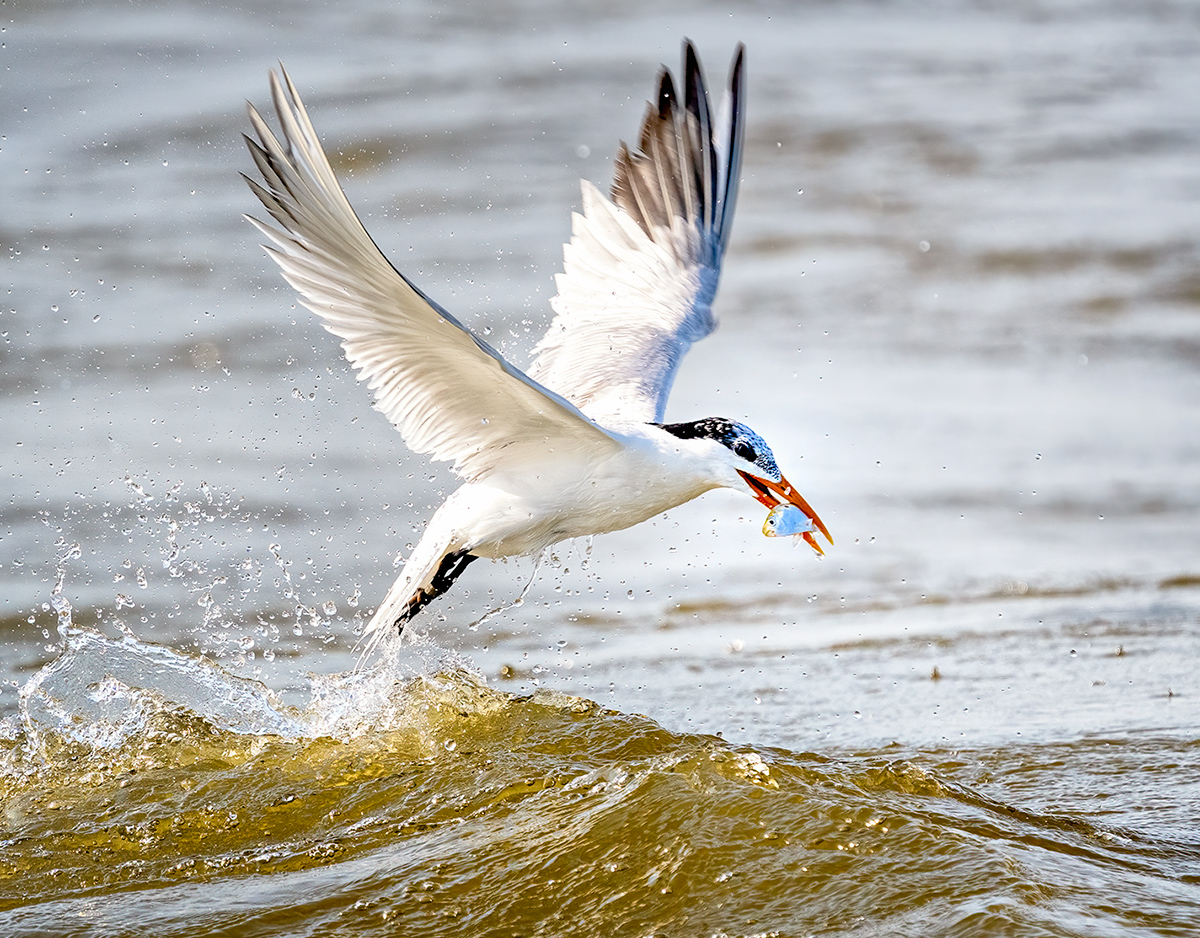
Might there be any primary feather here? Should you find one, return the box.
[528,42,746,425]
[243,69,619,484]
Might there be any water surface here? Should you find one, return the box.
[2,0,1199,934]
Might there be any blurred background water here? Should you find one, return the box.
[2,0,1200,934]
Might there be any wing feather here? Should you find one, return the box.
[244,68,619,482]
[528,41,747,425]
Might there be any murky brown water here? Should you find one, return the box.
[3,0,1199,934]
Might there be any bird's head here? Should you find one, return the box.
[655,417,832,555]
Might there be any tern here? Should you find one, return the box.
[243,41,832,639]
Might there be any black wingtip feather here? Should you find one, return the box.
[656,69,676,120]
[719,43,747,249]
[608,41,744,265]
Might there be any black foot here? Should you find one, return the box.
[393,550,478,633]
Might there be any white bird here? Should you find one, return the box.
[243,41,831,640]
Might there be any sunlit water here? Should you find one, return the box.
[3,0,1200,934]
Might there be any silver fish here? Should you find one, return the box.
[762,503,817,538]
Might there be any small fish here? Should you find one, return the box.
[762,503,816,538]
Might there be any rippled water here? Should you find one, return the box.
[4,640,1199,936]
[3,0,1200,934]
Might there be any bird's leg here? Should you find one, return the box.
[393,549,478,633]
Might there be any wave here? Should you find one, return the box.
[1,629,1196,937]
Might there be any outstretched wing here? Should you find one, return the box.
[244,68,620,483]
[527,41,746,426]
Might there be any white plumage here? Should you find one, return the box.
[243,42,831,642]
[529,180,714,425]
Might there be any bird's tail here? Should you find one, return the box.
[362,526,477,652]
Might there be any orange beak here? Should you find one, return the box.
[738,469,833,556]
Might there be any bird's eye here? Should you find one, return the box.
[734,442,757,462]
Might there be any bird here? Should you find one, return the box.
[242,41,832,642]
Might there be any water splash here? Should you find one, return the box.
[466,549,546,633]
[12,476,412,757]
[38,476,366,666]
[19,628,308,755]
[15,621,487,760]
[20,486,481,755]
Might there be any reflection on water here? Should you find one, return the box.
[3,0,1200,933]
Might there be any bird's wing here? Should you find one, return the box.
[527,41,746,426]
[244,68,621,483]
